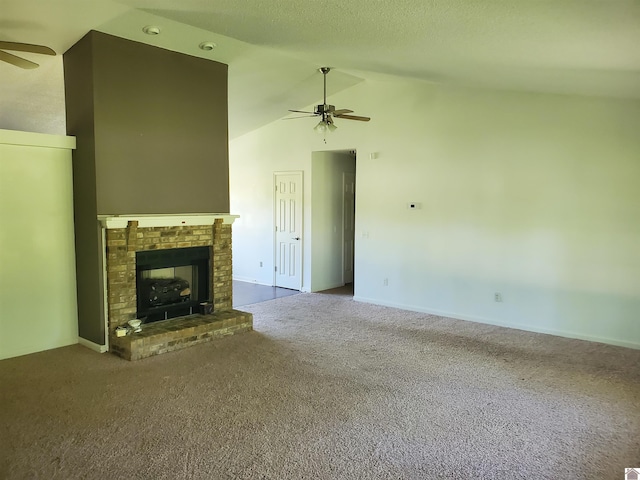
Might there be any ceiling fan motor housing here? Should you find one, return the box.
[315,104,335,114]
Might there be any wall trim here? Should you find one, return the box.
[78,337,108,353]
[353,296,640,351]
[101,227,109,353]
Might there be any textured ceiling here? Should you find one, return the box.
[1,0,639,136]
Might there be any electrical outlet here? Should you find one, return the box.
[383,278,389,286]
[259,261,263,267]
[494,292,503,302]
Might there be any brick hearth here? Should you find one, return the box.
[110,310,253,361]
[101,215,252,360]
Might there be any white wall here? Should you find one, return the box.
[229,78,640,349]
[0,130,78,359]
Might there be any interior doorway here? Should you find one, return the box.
[309,149,356,294]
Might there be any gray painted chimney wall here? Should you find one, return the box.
[64,31,229,345]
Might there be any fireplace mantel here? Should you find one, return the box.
[98,213,239,229]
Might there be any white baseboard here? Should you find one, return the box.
[310,282,345,293]
[353,296,640,350]
[233,276,273,286]
[78,337,108,353]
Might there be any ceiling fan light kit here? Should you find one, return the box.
[314,117,337,134]
[288,67,370,135]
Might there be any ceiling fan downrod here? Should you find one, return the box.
[320,67,330,109]
[315,67,335,116]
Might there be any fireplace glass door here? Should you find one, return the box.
[136,246,210,323]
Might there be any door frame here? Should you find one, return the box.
[342,171,356,284]
[273,170,304,290]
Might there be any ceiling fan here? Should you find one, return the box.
[288,67,370,133]
[0,41,56,69]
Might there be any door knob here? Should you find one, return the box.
[292,237,300,240]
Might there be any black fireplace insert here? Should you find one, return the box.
[136,246,210,323]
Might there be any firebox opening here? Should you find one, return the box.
[136,246,210,323]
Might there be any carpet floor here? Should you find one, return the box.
[1,290,639,479]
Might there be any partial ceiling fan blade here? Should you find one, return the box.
[283,115,319,120]
[0,50,38,69]
[288,109,317,115]
[0,41,55,55]
[334,114,371,122]
[333,109,353,116]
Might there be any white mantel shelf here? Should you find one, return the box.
[98,213,239,229]
[0,128,76,150]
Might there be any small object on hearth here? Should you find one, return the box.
[128,319,142,333]
[200,302,213,315]
[115,326,128,337]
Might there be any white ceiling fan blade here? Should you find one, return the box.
[288,109,317,115]
[0,41,55,55]
[0,50,38,69]
[0,40,56,55]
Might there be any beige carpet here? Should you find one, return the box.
[1,289,639,479]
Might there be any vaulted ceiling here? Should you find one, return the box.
[2,0,639,137]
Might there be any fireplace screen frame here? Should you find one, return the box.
[135,246,210,323]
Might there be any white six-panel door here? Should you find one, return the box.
[274,172,303,290]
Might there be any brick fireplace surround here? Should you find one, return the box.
[101,214,253,360]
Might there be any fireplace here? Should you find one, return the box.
[136,246,210,323]
[100,214,253,360]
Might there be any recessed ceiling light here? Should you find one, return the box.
[142,25,161,35]
[199,42,217,51]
